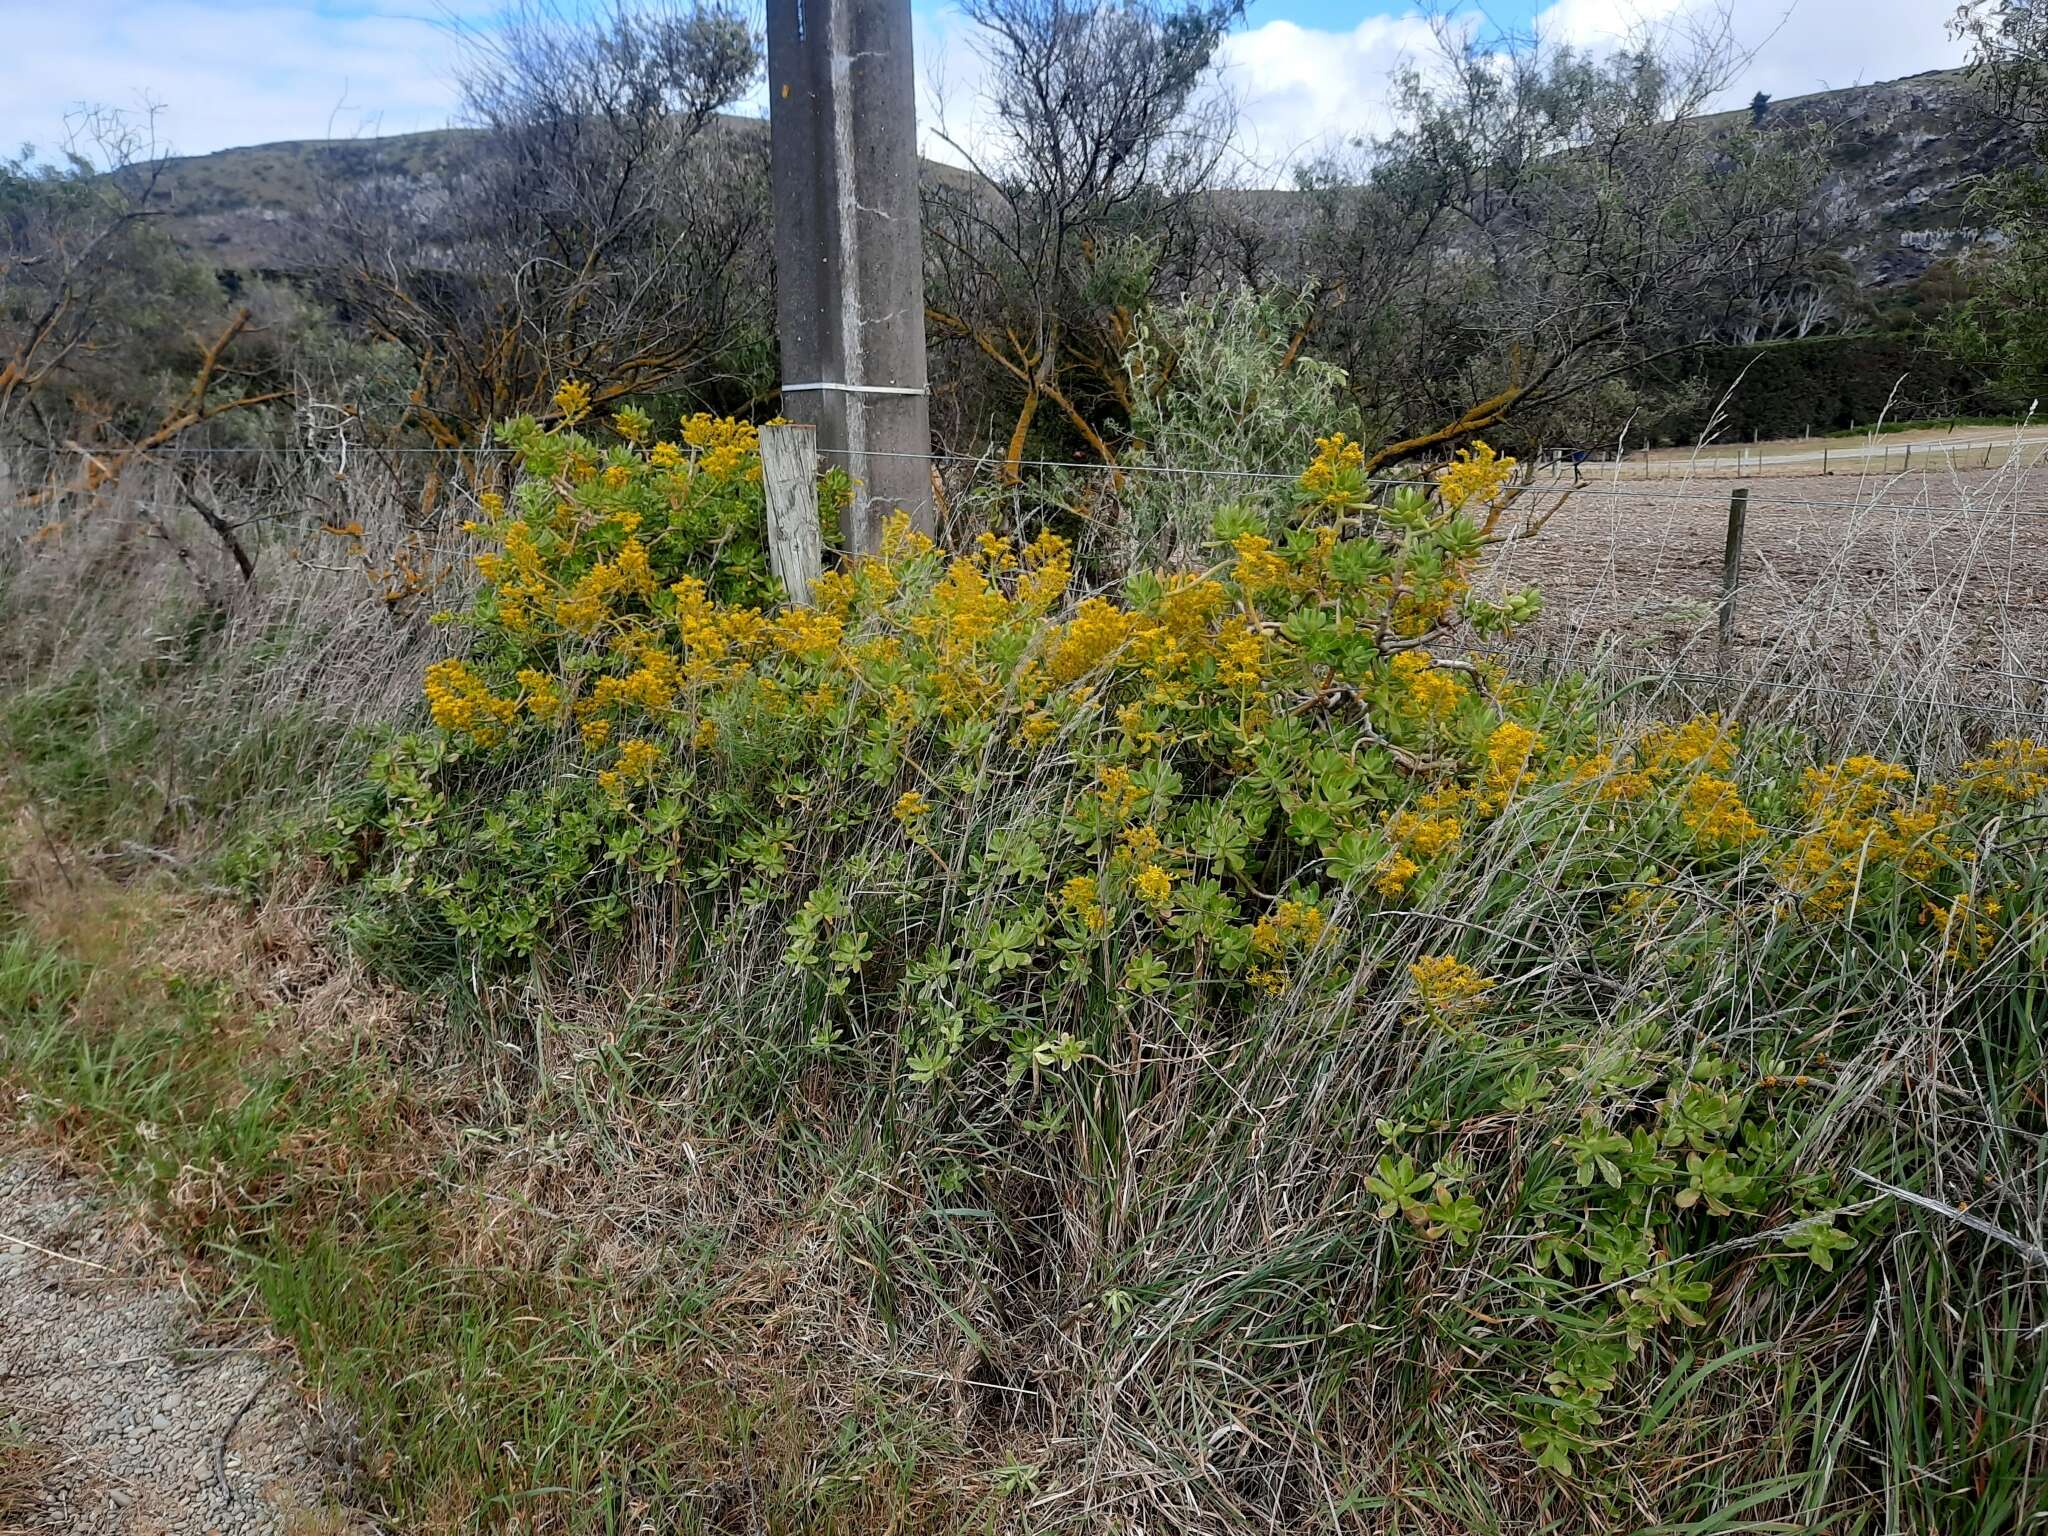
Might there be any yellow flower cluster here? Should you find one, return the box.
[1958,738,2048,801]
[1922,890,2003,966]
[773,606,845,662]
[1015,530,1074,613]
[514,667,562,720]
[1559,750,1653,803]
[1046,598,1138,684]
[1640,715,1740,777]
[1562,715,1744,817]
[1061,874,1110,932]
[1300,432,1366,507]
[680,413,762,482]
[1214,617,1266,690]
[1391,649,1466,725]
[1682,774,1763,849]
[1251,898,1326,957]
[1477,720,1543,814]
[596,737,662,801]
[1133,863,1175,908]
[1375,805,1464,899]
[1777,755,1957,918]
[1232,532,1290,590]
[1247,899,1328,993]
[424,659,519,744]
[590,643,681,717]
[552,379,593,423]
[1436,441,1516,514]
[1093,766,1144,821]
[1408,953,1492,1024]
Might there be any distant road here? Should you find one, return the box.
[1549,429,2048,478]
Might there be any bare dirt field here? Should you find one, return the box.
[1483,467,2048,720]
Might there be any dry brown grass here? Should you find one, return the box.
[0,1431,56,1536]
[0,801,1021,1532]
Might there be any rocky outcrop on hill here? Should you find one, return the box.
[133,70,2027,290]
[1708,69,2027,288]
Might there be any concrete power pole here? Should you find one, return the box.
[767,0,933,550]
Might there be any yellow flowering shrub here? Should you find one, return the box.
[322,404,2048,1510]
[358,404,2042,1019]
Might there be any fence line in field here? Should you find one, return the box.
[36,438,2048,515]
[1617,668,2048,722]
[13,439,2048,727]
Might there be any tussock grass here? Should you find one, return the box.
[3,449,2047,1533]
[0,452,452,853]
[0,833,996,1533]
[0,1419,56,1536]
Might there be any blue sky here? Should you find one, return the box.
[0,0,1969,174]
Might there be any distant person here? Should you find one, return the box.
[1570,448,1589,485]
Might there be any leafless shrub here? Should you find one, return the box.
[317,0,773,449]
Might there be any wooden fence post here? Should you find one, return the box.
[761,422,823,607]
[1719,485,1749,676]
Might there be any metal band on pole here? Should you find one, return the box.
[782,382,929,397]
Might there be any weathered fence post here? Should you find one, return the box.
[1719,485,1749,676]
[761,422,823,607]
[766,0,933,550]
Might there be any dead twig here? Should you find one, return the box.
[213,1380,266,1508]
[0,1230,116,1274]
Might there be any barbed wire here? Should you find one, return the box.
[32,468,2048,528]
[1622,668,2048,721]
[36,444,2048,522]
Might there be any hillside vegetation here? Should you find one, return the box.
[3,395,2045,1531]
[3,2,2047,1530]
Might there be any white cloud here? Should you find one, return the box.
[1682,0,1970,106]
[1534,0,1968,103]
[1215,13,1443,172]
[1216,0,1972,183]
[0,0,470,161]
[1533,0,1688,49]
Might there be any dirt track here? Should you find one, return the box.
[1631,427,2048,475]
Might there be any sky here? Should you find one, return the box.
[0,0,1973,176]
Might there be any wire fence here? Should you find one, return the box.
[9,436,2048,730]
[21,436,2048,503]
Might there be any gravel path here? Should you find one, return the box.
[0,1156,363,1535]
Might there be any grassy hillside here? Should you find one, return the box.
[119,129,474,270]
